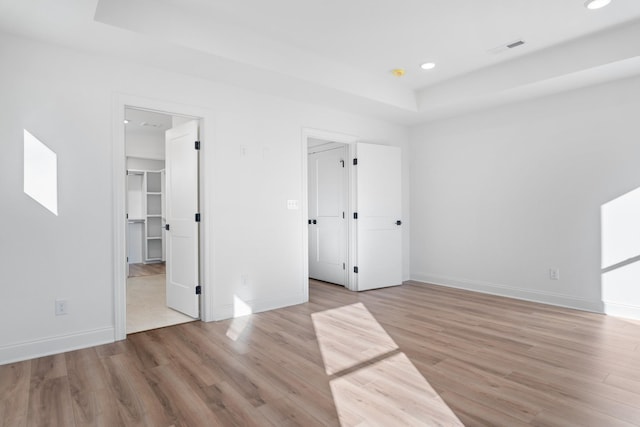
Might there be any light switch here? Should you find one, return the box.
[287,200,299,210]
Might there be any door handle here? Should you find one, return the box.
[396,220,402,226]
[313,219,317,224]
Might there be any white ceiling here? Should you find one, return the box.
[125,108,173,132]
[152,0,640,90]
[1,0,640,124]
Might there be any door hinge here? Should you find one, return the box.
[126,213,129,219]
[195,285,202,295]
[195,213,201,222]
[195,140,201,150]
[165,224,170,231]
[342,212,345,219]
[343,262,346,270]
[126,256,128,262]
[353,158,358,165]
[354,266,359,274]
[353,212,358,219]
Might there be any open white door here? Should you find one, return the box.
[308,146,348,286]
[165,120,200,318]
[355,143,402,291]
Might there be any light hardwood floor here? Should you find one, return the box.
[2,280,640,426]
[128,262,166,278]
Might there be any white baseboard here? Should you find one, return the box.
[0,327,114,365]
[212,293,306,321]
[411,273,604,313]
[603,302,640,320]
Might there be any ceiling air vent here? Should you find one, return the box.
[488,39,526,55]
[506,40,525,49]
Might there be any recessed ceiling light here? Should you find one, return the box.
[391,68,406,77]
[123,119,129,124]
[420,62,436,70]
[584,0,612,10]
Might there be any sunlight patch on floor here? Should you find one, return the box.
[311,302,398,375]
[226,312,252,341]
[312,302,463,426]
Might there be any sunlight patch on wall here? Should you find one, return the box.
[602,263,640,319]
[233,294,253,317]
[23,129,58,215]
[601,187,640,270]
[601,187,640,319]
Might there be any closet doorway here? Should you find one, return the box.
[307,138,349,287]
[303,129,403,295]
[125,107,199,334]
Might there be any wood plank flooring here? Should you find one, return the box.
[2,280,640,426]
[128,263,166,278]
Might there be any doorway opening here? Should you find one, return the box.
[307,138,350,288]
[124,107,201,334]
[303,129,404,296]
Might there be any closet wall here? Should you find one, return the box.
[126,114,167,266]
[126,165,165,265]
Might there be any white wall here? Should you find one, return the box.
[125,130,165,160]
[410,75,640,315]
[172,116,193,128]
[0,33,409,364]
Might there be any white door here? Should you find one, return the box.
[165,120,200,318]
[308,146,348,286]
[355,143,402,291]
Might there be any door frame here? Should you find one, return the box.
[302,128,358,294]
[112,93,215,340]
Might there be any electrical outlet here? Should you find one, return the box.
[55,299,68,315]
[549,268,560,280]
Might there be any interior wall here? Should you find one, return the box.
[409,75,640,314]
[127,157,165,171]
[125,130,165,160]
[0,32,410,364]
[171,116,193,128]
